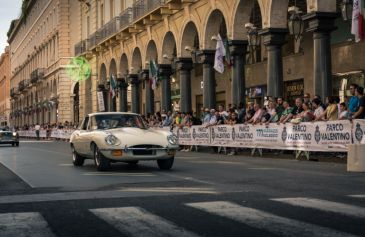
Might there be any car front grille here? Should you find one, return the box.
[130,145,163,156]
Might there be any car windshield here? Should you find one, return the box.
[93,114,147,130]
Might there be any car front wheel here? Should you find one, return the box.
[93,145,110,171]
[72,146,84,166]
[157,157,174,170]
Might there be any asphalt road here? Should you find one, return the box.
[0,140,365,237]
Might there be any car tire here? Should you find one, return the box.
[72,146,84,166]
[12,143,14,147]
[93,145,110,171]
[16,142,19,147]
[157,157,174,170]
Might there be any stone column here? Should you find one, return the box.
[259,28,287,98]
[117,78,128,112]
[176,58,193,113]
[303,12,338,99]
[141,69,154,115]
[129,74,140,114]
[197,50,216,109]
[229,40,248,107]
[159,64,173,112]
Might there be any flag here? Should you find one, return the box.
[213,34,226,74]
[352,0,365,42]
[149,60,158,90]
[109,74,116,98]
[223,38,233,68]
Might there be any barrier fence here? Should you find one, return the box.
[17,120,365,152]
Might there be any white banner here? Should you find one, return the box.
[353,119,365,144]
[97,91,105,112]
[18,120,365,152]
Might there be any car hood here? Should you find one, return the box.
[107,127,171,147]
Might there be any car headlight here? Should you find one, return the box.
[105,134,120,146]
[12,132,17,136]
[167,134,178,145]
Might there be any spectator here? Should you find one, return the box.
[297,101,314,122]
[266,100,278,124]
[352,86,365,119]
[279,101,293,124]
[276,97,285,120]
[218,104,229,121]
[312,98,324,120]
[303,93,311,104]
[246,104,262,125]
[226,112,238,155]
[245,102,255,122]
[35,123,40,140]
[162,111,173,127]
[316,96,338,121]
[338,103,349,120]
[237,102,246,123]
[284,98,303,122]
[202,108,211,125]
[206,109,217,127]
[348,84,359,116]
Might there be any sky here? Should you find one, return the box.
[0,0,22,52]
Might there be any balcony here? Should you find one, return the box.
[75,40,88,56]
[119,7,133,30]
[10,88,16,98]
[18,80,25,92]
[132,0,165,21]
[30,68,45,84]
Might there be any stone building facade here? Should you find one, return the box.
[8,0,80,127]
[72,0,365,121]
[0,47,11,127]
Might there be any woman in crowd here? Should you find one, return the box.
[297,101,315,122]
[338,103,349,120]
[312,98,324,120]
[315,96,338,121]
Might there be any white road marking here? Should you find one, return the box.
[0,188,210,204]
[19,141,53,143]
[90,207,199,237]
[272,197,365,218]
[186,201,357,237]
[348,194,365,198]
[82,172,155,177]
[0,212,55,237]
[120,187,218,194]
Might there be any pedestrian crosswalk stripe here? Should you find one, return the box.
[90,207,200,237]
[0,212,55,237]
[348,194,365,199]
[185,201,357,237]
[272,197,365,218]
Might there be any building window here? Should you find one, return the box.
[100,3,104,26]
[110,0,114,18]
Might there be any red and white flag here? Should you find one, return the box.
[352,0,365,42]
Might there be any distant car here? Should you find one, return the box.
[70,112,179,171]
[0,129,19,147]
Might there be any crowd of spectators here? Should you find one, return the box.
[144,84,365,130]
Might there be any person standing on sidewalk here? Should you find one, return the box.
[35,123,40,140]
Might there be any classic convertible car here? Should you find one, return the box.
[0,129,19,147]
[70,112,179,171]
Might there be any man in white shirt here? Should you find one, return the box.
[35,124,41,140]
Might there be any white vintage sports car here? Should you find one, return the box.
[70,112,179,171]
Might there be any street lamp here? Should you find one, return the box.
[245,23,260,48]
[185,46,198,64]
[288,6,304,41]
[341,0,353,21]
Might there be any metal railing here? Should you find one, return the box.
[132,0,165,21]
[75,40,87,55]
[119,7,133,30]
[30,68,45,84]
[18,80,25,92]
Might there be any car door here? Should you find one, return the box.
[75,116,90,155]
